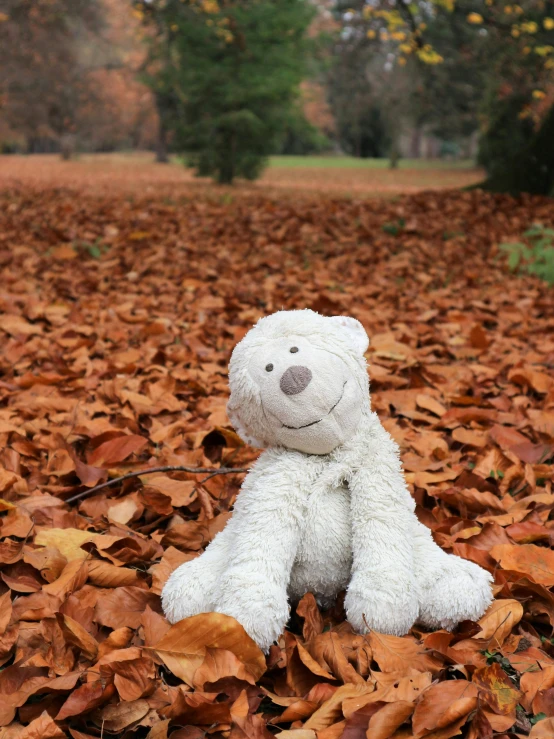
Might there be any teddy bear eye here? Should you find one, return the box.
[265,363,274,372]
[290,346,299,353]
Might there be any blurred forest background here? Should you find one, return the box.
[1,0,554,193]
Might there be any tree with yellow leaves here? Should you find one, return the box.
[335,0,554,194]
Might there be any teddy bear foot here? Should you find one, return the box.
[161,560,217,624]
[417,557,493,631]
[345,586,419,637]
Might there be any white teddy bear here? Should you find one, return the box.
[162,310,493,651]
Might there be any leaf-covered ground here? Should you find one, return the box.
[0,153,484,198]
[0,177,554,739]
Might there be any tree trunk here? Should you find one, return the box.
[389,133,399,169]
[479,102,554,196]
[60,133,76,161]
[218,134,236,184]
[156,120,169,164]
[155,92,170,164]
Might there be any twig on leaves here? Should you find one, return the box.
[484,611,511,651]
[65,465,248,505]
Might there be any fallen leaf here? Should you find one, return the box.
[411,680,478,738]
[153,612,266,687]
[368,632,443,674]
[476,600,524,649]
[88,434,147,467]
[473,663,521,716]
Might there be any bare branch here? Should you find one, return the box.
[64,465,248,505]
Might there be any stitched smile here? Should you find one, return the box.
[282,381,347,430]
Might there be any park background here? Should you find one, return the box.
[1,2,554,739]
[1,0,554,196]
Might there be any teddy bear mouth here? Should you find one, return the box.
[281,381,347,430]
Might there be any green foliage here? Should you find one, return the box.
[382,219,405,236]
[500,224,554,284]
[76,238,109,260]
[138,0,314,184]
[478,92,534,178]
[276,109,331,156]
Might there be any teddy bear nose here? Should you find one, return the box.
[280,365,313,395]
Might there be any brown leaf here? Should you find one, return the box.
[92,700,150,732]
[95,586,161,629]
[88,434,147,467]
[0,592,13,636]
[141,475,197,507]
[23,547,67,583]
[194,647,264,690]
[366,700,413,739]
[466,710,493,739]
[56,613,99,660]
[296,593,324,642]
[141,605,170,646]
[153,612,266,687]
[490,544,554,586]
[19,711,65,739]
[42,558,88,599]
[476,600,523,649]
[56,680,115,720]
[111,656,156,701]
[87,560,141,588]
[530,717,554,738]
[304,684,374,731]
[368,632,443,674]
[520,666,554,712]
[411,680,478,738]
[473,663,521,716]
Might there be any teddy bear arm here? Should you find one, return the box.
[212,455,307,651]
[345,458,419,636]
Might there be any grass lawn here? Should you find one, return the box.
[268,155,477,169]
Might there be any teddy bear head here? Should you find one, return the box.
[227,310,370,455]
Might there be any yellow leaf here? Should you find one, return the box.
[35,528,96,561]
[467,12,484,24]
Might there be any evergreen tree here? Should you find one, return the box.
[136,0,314,184]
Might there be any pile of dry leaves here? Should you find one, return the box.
[0,182,553,739]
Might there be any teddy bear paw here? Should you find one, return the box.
[345,587,419,636]
[161,559,217,624]
[418,558,493,630]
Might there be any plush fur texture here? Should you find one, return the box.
[162,310,493,651]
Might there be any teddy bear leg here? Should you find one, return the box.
[413,521,493,630]
[161,526,232,624]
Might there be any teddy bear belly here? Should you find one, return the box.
[289,483,352,606]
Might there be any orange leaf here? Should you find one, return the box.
[88,434,147,467]
[153,612,266,687]
[412,680,478,738]
[368,631,443,674]
[490,544,554,586]
[476,600,524,649]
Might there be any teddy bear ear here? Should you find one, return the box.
[328,315,370,355]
